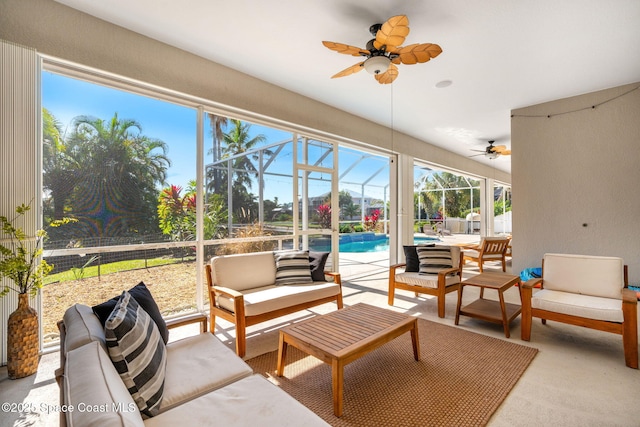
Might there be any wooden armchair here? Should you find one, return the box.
[388,245,463,318]
[521,253,638,369]
[462,236,510,272]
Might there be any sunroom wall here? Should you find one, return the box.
[1,0,513,365]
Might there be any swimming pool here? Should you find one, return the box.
[309,235,441,253]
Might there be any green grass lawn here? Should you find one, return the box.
[44,257,191,284]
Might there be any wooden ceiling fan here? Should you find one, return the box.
[470,141,511,159]
[322,15,442,84]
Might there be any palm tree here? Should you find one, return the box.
[64,113,171,238]
[207,113,228,194]
[204,119,272,223]
[221,119,268,189]
[342,202,360,220]
[42,108,82,222]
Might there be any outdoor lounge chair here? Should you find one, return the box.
[521,253,638,369]
[388,245,463,318]
[462,236,510,272]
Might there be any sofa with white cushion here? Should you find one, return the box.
[57,302,329,426]
[206,250,343,357]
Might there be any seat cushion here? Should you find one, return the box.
[274,250,313,285]
[543,254,624,299]
[395,272,461,289]
[217,282,341,316]
[464,249,480,258]
[105,291,167,418]
[145,375,329,427]
[532,289,624,322]
[210,252,277,291]
[64,341,143,427]
[160,333,253,412]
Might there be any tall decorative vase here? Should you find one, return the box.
[7,293,39,379]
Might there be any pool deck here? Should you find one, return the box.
[335,233,482,281]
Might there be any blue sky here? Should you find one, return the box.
[43,71,199,189]
[42,71,390,205]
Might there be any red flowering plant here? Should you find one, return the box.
[158,183,227,245]
[316,204,332,229]
[363,209,381,232]
[158,184,196,241]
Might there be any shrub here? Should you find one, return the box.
[339,224,353,233]
[216,222,275,255]
[415,221,427,232]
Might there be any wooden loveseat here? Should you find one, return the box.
[206,250,343,357]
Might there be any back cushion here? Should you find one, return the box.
[543,253,624,299]
[210,252,277,291]
[62,304,106,355]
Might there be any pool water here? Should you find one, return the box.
[310,236,441,253]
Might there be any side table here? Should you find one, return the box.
[455,272,521,338]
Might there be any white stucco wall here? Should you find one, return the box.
[511,82,640,284]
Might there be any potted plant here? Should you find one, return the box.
[0,203,72,379]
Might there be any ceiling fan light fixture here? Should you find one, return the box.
[486,152,499,160]
[363,56,391,75]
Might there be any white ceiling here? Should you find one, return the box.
[54,0,640,174]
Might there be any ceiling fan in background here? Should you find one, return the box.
[470,141,511,159]
[322,15,442,84]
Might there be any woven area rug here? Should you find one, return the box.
[246,318,537,427]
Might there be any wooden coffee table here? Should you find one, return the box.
[455,272,521,338]
[276,303,420,417]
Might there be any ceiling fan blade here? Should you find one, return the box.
[331,62,365,78]
[322,41,369,57]
[493,145,511,155]
[396,43,443,64]
[374,15,410,51]
[375,63,399,84]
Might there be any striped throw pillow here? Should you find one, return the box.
[105,291,166,418]
[274,250,313,285]
[417,246,453,275]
